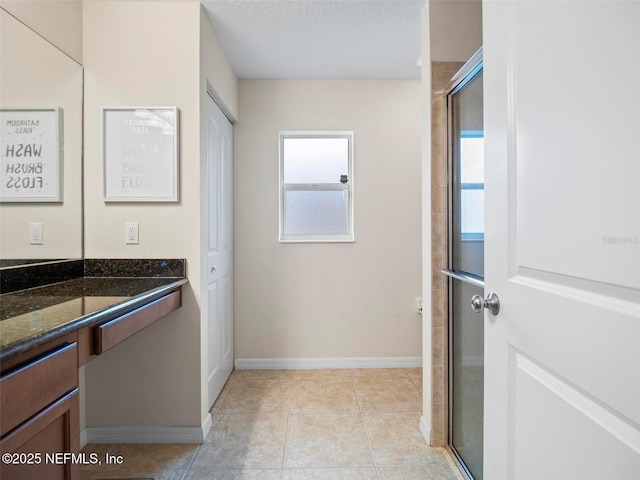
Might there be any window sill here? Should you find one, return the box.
[279,236,355,244]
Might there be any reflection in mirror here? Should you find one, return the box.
[0,259,62,268]
[0,7,83,266]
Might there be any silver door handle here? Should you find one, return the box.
[471,292,500,315]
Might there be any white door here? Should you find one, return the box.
[483,2,640,479]
[205,93,233,408]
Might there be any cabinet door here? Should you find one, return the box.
[0,389,79,480]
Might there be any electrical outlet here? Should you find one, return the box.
[29,222,43,245]
[125,222,139,244]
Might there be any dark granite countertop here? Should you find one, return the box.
[0,259,188,363]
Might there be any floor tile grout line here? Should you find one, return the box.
[181,442,202,476]
[280,375,297,476]
[353,376,382,479]
[280,410,292,478]
[406,371,423,396]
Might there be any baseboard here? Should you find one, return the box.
[234,356,422,370]
[85,414,212,444]
[200,412,212,441]
[80,428,88,449]
[419,415,432,446]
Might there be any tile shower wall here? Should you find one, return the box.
[431,61,464,447]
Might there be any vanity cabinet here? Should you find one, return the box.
[0,281,184,480]
[0,342,80,480]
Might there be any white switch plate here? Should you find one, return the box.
[30,222,43,245]
[125,222,139,244]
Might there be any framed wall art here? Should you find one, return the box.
[0,108,63,202]
[103,107,179,202]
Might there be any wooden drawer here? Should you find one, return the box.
[1,343,77,437]
[0,389,79,480]
[95,290,181,354]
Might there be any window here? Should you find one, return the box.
[459,130,484,241]
[279,131,354,242]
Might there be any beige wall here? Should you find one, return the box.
[200,7,238,122]
[429,0,482,62]
[0,9,83,259]
[234,80,422,361]
[83,1,237,431]
[0,0,83,63]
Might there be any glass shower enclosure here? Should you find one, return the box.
[442,48,485,480]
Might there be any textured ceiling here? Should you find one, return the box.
[201,0,425,80]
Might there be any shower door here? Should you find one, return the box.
[443,49,484,480]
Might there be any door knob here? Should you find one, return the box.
[471,292,500,315]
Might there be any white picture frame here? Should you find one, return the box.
[0,108,63,202]
[103,107,179,202]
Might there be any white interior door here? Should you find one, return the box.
[483,2,640,479]
[206,93,233,409]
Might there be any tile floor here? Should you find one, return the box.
[80,368,465,480]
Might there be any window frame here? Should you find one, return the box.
[278,131,354,243]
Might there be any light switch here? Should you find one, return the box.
[30,222,43,245]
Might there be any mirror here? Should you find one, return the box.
[0,4,83,267]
